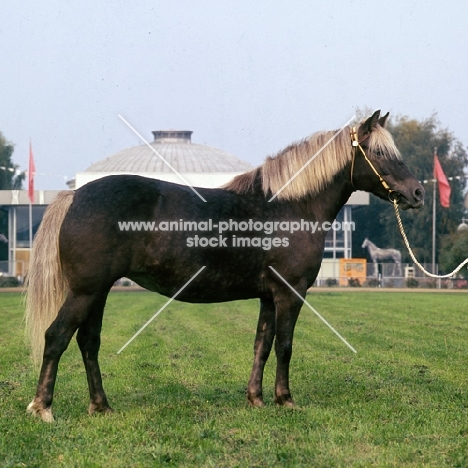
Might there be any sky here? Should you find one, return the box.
[1,0,468,190]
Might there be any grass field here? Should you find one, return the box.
[1,290,467,467]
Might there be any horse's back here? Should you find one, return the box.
[57,175,266,297]
[57,176,202,289]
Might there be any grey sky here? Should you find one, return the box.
[1,1,467,190]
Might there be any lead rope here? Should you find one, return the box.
[392,198,468,278]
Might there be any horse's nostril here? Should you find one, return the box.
[414,188,424,200]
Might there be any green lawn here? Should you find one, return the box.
[0,290,467,467]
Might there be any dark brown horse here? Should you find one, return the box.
[25,111,424,422]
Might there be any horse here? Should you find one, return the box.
[362,238,402,276]
[25,110,424,422]
[0,234,8,243]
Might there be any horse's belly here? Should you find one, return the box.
[128,268,261,303]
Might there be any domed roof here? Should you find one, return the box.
[85,130,253,174]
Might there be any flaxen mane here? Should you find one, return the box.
[224,124,401,201]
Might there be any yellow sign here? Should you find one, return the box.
[14,248,31,277]
[339,258,367,286]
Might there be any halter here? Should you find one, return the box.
[350,127,397,201]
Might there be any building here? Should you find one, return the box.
[69,130,253,190]
[0,129,368,279]
[0,190,61,278]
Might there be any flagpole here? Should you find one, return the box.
[28,139,35,252]
[29,200,33,248]
[432,147,437,275]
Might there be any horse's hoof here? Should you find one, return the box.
[274,395,296,408]
[281,400,296,409]
[88,402,114,416]
[27,400,55,423]
[247,395,265,408]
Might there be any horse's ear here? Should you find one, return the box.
[365,110,381,132]
[378,112,390,128]
[359,110,381,138]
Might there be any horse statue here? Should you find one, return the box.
[362,238,402,276]
[25,110,424,422]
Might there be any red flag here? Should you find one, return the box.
[434,154,450,208]
[28,141,36,204]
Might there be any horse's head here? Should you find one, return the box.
[361,238,368,249]
[350,110,424,210]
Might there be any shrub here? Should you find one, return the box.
[422,279,437,289]
[348,277,361,287]
[365,278,380,287]
[453,279,468,289]
[0,276,21,288]
[406,277,419,288]
[325,278,338,287]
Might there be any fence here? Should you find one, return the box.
[1,259,466,290]
[314,260,468,289]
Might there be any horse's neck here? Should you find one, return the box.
[300,168,354,223]
[366,241,378,253]
[241,164,353,224]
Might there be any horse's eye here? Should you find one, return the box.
[374,150,383,158]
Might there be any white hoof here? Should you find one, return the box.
[27,400,55,423]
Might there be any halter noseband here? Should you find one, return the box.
[350,126,397,201]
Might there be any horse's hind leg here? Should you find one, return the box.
[27,292,108,422]
[76,292,112,416]
[247,298,276,407]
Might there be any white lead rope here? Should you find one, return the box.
[393,198,468,278]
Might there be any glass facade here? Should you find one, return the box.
[10,205,46,248]
[323,206,353,259]
[0,205,46,277]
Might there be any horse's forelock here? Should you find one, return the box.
[368,126,401,160]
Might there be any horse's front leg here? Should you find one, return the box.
[273,291,304,407]
[396,262,402,277]
[247,298,276,407]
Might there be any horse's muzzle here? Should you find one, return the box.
[397,185,425,210]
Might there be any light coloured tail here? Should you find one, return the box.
[24,191,74,366]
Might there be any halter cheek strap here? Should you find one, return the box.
[350,127,395,197]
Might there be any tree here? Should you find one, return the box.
[352,114,467,271]
[0,132,24,262]
[439,230,468,278]
[0,132,24,189]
